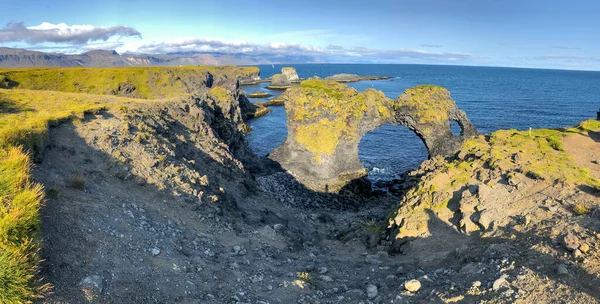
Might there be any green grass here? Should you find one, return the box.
[0,66,259,99]
[0,146,50,303]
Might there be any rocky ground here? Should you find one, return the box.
[31,88,600,304]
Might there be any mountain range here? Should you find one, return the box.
[0,47,325,68]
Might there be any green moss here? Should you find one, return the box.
[393,85,454,136]
[208,86,231,103]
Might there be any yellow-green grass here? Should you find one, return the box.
[0,89,166,154]
[0,146,50,303]
[0,66,259,99]
[0,88,166,302]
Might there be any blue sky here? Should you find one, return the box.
[1,0,599,70]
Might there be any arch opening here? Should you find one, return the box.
[450,120,462,137]
[358,124,429,186]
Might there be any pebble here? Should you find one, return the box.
[366,284,378,299]
[319,267,328,274]
[404,279,421,292]
[579,243,590,254]
[80,275,104,294]
[556,264,568,275]
[150,247,160,256]
[472,281,482,288]
[396,265,405,274]
[320,275,333,282]
[492,274,509,291]
[562,232,580,251]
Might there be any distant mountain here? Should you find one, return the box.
[0,47,326,68]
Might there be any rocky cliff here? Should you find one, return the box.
[269,79,477,192]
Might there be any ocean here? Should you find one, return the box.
[242,64,600,182]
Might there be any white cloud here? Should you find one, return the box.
[0,22,141,45]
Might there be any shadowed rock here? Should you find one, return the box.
[269,79,478,192]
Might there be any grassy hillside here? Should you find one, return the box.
[0,88,165,302]
[0,66,259,99]
[0,65,259,302]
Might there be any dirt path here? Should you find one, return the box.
[564,130,600,179]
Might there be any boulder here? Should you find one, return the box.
[267,67,299,89]
[281,67,299,81]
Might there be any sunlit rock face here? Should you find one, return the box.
[267,67,300,89]
[269,79,478,193]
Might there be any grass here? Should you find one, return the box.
[0,88,146,302]
[572,204,591,216]
[0,147,51,302]
[0,66,259,99]
[0,84,171,302]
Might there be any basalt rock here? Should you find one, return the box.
[269,79,478,192]
[266,67,300,89]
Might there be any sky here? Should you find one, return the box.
[1,0,599,70]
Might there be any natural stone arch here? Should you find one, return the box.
[269,79,478,193]
[393,85,479,157]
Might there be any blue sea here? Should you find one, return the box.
[243,64,600,182]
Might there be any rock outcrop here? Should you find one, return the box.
[325,73,392,82]
[281,67,299,81]
[266,67,300,89]
[269,79,478,192]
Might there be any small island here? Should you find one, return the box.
[325,73,392,83]
[247,91,273,98]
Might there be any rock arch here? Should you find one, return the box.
[269,79,478,192]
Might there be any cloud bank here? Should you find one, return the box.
[0,22,141,44]
[121,37,478,63]
[0,21,483,65]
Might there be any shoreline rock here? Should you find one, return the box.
[247,91,273,98]
[266,67,301,89]
[325,73,392,83]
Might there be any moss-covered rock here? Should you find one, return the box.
[394,85,479,156]
[270,79,395,192]
[388,120,600,240]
